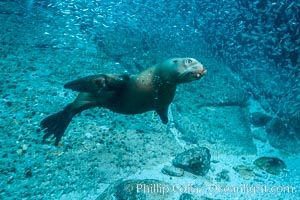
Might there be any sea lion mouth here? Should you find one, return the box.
[177,66,207,83]
[195,68,207,79]
[189,67,207,80]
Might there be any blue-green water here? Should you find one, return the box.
[1,0,299,199]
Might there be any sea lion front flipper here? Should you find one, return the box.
[64,74,130,94]
[156,107,169,124]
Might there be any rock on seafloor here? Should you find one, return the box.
[254,157,287,175]
[161,165,184,177]
[172,147,211,176]
[249,112,272,127]
[96,179,172,200]
[233,165,256,180]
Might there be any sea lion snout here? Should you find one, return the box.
[177,59,207,83]
[191,63,207,78]
[188,65,207,80]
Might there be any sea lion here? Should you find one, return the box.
[41,58,206,145]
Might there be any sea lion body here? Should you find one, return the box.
[106,66,176,114]
[41,58,206,145]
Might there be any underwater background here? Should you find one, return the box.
[1,0,299,199]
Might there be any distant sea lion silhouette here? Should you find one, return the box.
[41,58,207,145]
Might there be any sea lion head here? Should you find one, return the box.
[159,58,207,84]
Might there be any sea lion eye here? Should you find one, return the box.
[185,59,193,64]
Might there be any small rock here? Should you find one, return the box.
[25,168,33,178]
[233,165,255,180]
[254,157,287,175]
[161,165,184,177]
[7,176,14,184]
[96,179,172,200]
[172,147,211,176]
[179,193,195,200]
[215,169,230,182]
[251,128,267,142]
[250,112,272,127]
[22,144,28,151]
[16,149,23,155]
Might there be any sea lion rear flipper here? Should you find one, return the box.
[64,74,129,93]
[156,107,169,124]
[41,105,74,146]
[41,93,98,146]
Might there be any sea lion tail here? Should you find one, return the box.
[41,105,73,146]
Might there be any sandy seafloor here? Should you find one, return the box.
[1,2,300,200]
